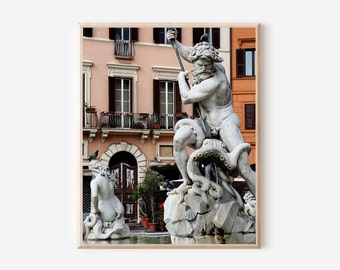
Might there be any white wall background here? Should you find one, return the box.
[1,1,339,269]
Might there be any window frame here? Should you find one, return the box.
[152,66,182,115]
[109,27,138,41]
[107,63,140,114]
[244,103,256,130]
[153,79,181,115]
[82,61,93,127]
[156,142,175,161]
[192,27,220,48]
[109,77,132,113]
[159,81,175,115]
[236,48,256,77]
[153,28,182,44]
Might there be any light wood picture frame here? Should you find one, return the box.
[78,22,261,249]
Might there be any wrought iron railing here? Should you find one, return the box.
[114,40,134,59]
[99,112,149,129]
[151,113,175,130]
[84,110,98,128]
[83,111,191,130]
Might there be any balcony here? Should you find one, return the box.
[114,40,134,59]
[99,112,149,129]
[83,111,190,144]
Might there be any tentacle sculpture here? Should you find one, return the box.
[186,138,251,204]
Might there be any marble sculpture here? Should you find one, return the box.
[163,29,256,244]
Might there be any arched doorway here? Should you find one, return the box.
[109,151,137,222]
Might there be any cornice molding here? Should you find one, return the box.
[152,66,181,81]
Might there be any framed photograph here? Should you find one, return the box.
[78,23,261,249]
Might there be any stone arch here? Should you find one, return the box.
[99,140,147,182]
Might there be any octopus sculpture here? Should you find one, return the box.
[164,136,256,244]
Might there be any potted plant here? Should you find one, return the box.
[151,113,161,129]
[133,168,164,231]
[132,184,150,228]
[176,112,189,121]
[84,103,97,113]
[148,220,159,232]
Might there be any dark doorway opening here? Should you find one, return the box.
[109,152,138,222]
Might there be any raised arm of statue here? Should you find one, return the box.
[167,29,193,63]
[178,69,222,104]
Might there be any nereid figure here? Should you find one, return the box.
[83,160,130,240]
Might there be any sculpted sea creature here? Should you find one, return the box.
[185,138,251,203]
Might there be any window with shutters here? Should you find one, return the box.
[244,104,256,130]
[236,49,256,77]
[109,77,132,112]
[153,28,182,44]
[82,61,92,127]
[108,77,133,128]
[160,81,174,116]
[192,28,220,49]
[110,28,138,59]
[153,80,181,129]
[109,28,138,41]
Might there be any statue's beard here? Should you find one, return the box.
[192,70,214,85]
